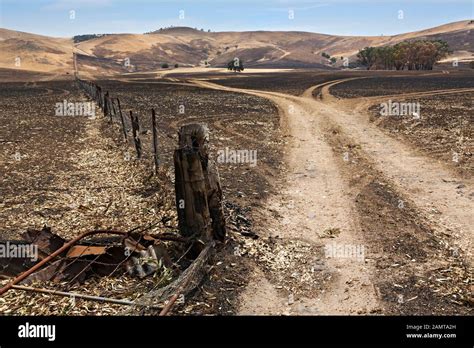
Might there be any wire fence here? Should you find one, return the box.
[0,75,185,313]
[76,77,160,174]
[1,67,219,315]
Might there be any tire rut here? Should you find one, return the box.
[191,79,382,315]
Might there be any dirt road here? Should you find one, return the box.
[191,77,473,315]
[317,80,473,263]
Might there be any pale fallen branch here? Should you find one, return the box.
[125,241,215,315]
[11,284,163,309]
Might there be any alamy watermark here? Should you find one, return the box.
[0,242,38,262]
[380,100,421,119]
[18,322,55,342]
[55,100,96,118]
[217,147,257,167]
[324,243,365,262]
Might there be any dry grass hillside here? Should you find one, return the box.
[0,29,73,74]
[1,20,472,76]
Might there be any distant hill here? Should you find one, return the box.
[0,28,72,73]
[0,20,472,76]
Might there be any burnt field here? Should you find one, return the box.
[188,70,473,96]
[0,81,87,240]
[207,70,357,95]
[0,79,283,315]
[0,77,178,314]
[97,80,284,203]
[0,68,60,82]
[323,73,474,178]
[330,72,474,98]
[369,92,473,177]
[0,71,472,317]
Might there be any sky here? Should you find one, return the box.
[0,0,472,37]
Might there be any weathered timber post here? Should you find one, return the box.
[151,108,159,174]
[104,91,110,119]
[174,124,226,243]
[174,125,212,243]
[130,110,142,159]
[117,98,128,142]
[110,98,117,119]
[97,86,103,109]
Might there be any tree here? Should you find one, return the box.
[357,40,450,71]
[330,57,337,64]
[357,47,377,70]
[393,43,408,70]
[321,52,330,59]
[161,63,169,68]
[227,58,244,72]
[174,63,179,68]
[375,46,395,70]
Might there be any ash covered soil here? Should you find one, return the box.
[330,72,474,98]
[327,72,474,177]
[369,92,473,178]
[0,70,472,316]
[0,78,284,315]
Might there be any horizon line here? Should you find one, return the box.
[1,19,471,39]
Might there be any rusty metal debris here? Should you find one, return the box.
[0,226,177,297]
[22,226,66,258]
[66,245,107,258]
[0,229,128,296]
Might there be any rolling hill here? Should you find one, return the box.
[0,28,73,74]
[0,20,472,76]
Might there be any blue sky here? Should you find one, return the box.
[0,0,472,37]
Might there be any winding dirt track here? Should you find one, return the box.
[190,77,473,314]
[317,80,473,264]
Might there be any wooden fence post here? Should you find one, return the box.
[97,86,102,109]
[110,98,117,121]
[174,124,226,243]
[117,98,128,142]
[130,111,142,159]
[104,91,110,119]
[151,108,159,174]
